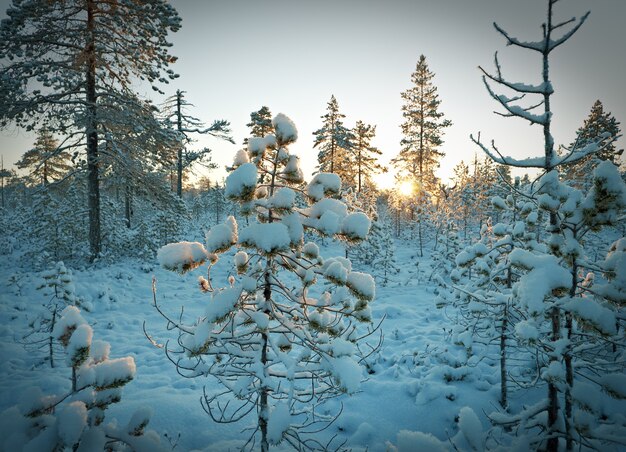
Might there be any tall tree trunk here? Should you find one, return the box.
[260,268,271,452]
[86,0,101,261]
[125,184,132,229]
[543,4,561,450]
[176,90,183,198]
[418,219,423,257]
[564,258,577,450]
[1,156,5,209]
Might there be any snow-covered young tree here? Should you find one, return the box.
[470,1,626,450]
[1,306,164,451]
[152,113,378,451]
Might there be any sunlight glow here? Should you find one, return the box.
[398,180,414,196]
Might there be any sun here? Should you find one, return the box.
[398,180,414,196]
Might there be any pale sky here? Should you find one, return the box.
[1,0,625,187]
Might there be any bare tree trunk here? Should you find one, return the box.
[260,268,270,452]
[176,90,183,198]
[125,184,132,229]
[86,0,101,261]
[500,315,507,409]
[418,219,423,257]
[49,309,56,368]
[565,259,577,450]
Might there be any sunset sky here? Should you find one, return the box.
[1,0,624,188]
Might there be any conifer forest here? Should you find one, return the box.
[0,0,625,451]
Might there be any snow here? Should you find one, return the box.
[303,242,319,259]
[324,261,348,284]
[205,216,237,253]
[58,401,87,447]
[272,113,298,144]
[267,402,291,445]
[599,374,626,399]
[1,219,624,451]
[327,356,362,394]
[341,212,371,240]
[393,430,447,452]
[224,162,257,200]
[306,173,342,201]
[458,406,483,450]
[239,223,291,253]
[89,356,136,389]
[564,298,617,336]
[346,271,375,301]
[205,286,242,324]
[157,241,209,271]
[267,187,295,210]
[232,149,250,166]
[67,323,93,366]
[509,249,571,315]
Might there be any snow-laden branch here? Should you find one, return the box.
[493,11,589,54]
[480,53,554,95]
[481,76,549,126]
[470,133,550,168]
[550,11,590,51]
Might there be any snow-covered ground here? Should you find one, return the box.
[0,240,556,451]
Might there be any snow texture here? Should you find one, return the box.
[267,403,291,445]
[394,430,447,452]
[510,249,570,315]
[346,271,376,301]
[205,286,242,324]
[58,401,87,447]
[341,212,371,240]
[306,173,342,201]
[157,241,208,271]
[272,113,298,144]
[205,216,238,253]
[239,223,291,253]
[225,162,258,200]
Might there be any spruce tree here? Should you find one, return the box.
[313,95,354,185]
[162,90,232,197]
[16,130,73,187]
[244,106,274,144]
[562,100,622,189]
[392,55,452,195]
[352,120,384,194]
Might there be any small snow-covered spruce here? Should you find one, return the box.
[21,261,83,369]
[467,2,626,451]
[152,113,379,452]
[447,179,544,410]
[0,306,164,451]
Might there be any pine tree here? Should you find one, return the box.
[352,120,384,194]
[562,100,622,189]
[392,55,452,195]
[162,90,233,197]
[16,130,73,186]
[313,95,354,185]
[244,106,274,144]
[153,113,377,451]
[470,2,626,449]
[0,0,181,260]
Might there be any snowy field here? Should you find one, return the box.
[0,238,561,452]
